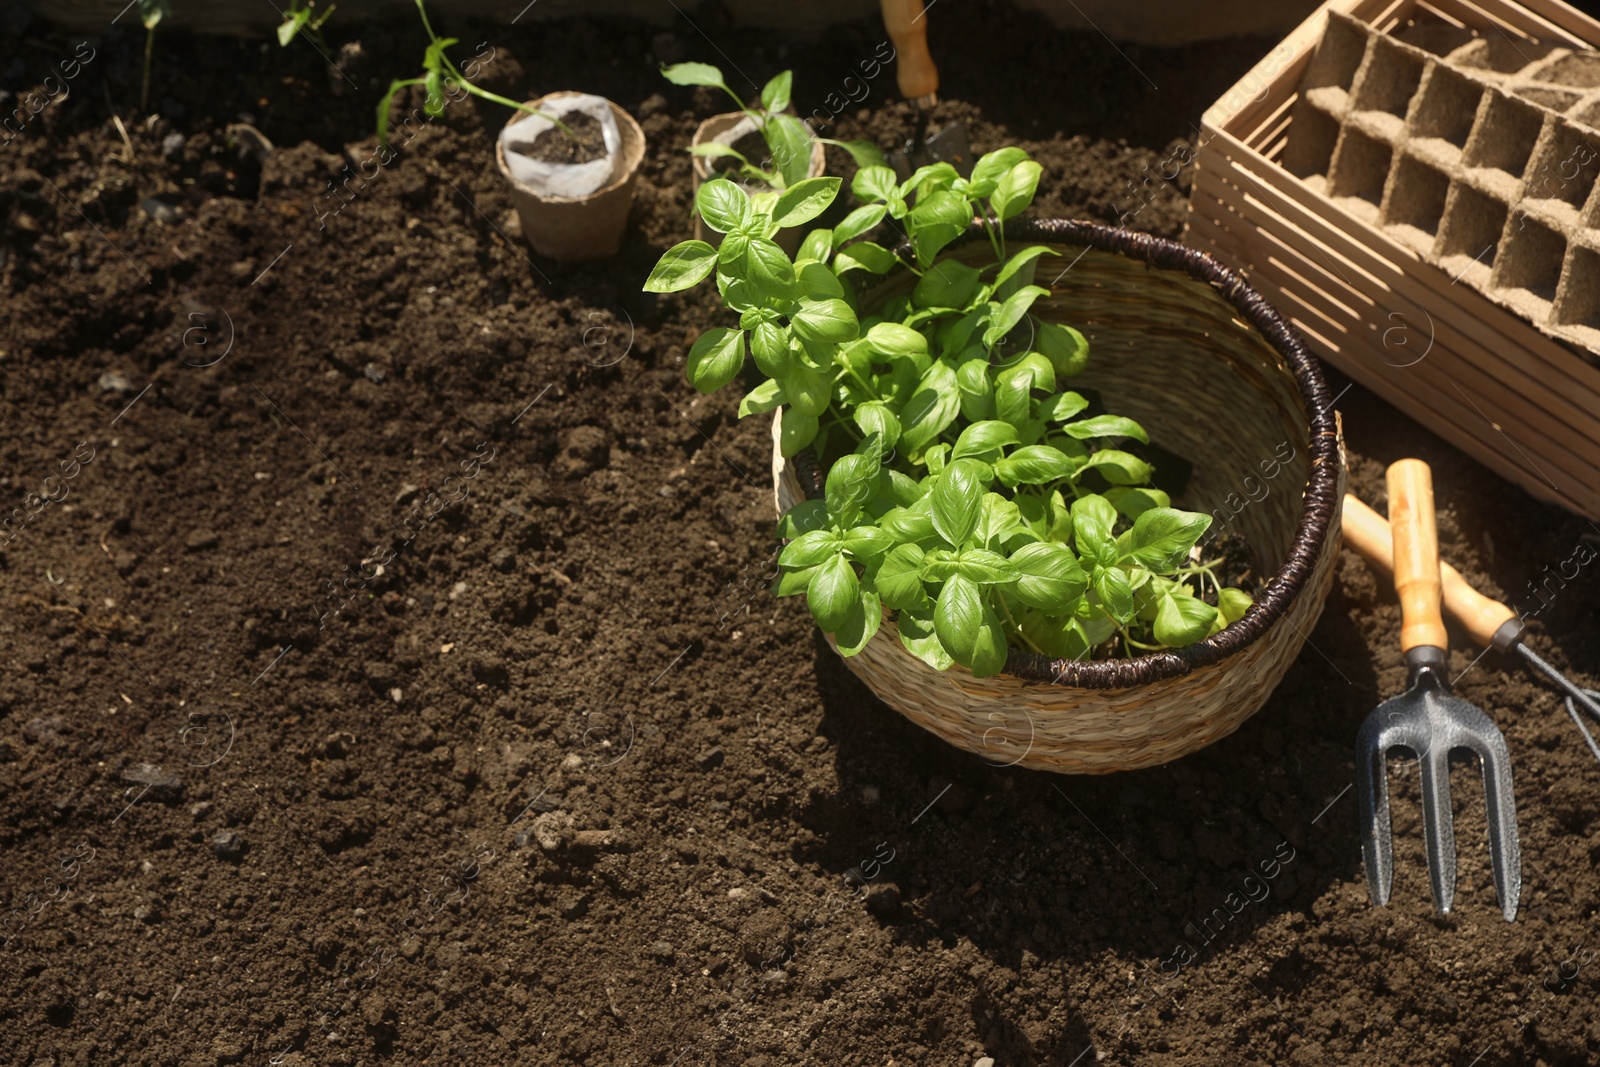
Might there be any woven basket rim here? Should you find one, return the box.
[789,217,1340,690]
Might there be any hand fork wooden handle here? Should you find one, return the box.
[1354,461,1521,921]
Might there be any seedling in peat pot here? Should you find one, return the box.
[377,0,572,148]
[644,147,1254,676]
[661,63,885,190]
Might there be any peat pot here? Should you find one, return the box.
[496,91,645,262]
[772,218,1346,774]
[691,111,826,253]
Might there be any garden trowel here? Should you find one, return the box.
[882,0,972,179]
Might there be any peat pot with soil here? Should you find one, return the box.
[646,147,1345,774]
[377,0,644,260]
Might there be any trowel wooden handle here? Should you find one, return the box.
[1342,494,1520,651]
[881,0,939,107]
[1386,461,1449,653]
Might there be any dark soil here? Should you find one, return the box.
[525,111,606,166]
[4,2,1600,1066]
[708,128,770,179]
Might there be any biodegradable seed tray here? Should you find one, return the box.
[1185,0,1600,521]
[1287,10,1600,348]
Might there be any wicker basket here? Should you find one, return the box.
[772,219,1346,774]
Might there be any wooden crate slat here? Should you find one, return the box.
[1190,161,1600,447]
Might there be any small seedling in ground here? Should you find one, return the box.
[137,0,169,112]
[661,63,884,189]
[644,147,1252,676]
[277,0,336,51]
[377,0,572,148]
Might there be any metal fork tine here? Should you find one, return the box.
[1355,720,1396,907]
[1466,727,1522,922]
[1417,741,1457,915]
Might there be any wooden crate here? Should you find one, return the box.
[1184,0,1600,520]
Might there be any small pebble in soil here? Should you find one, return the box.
[212,830,245,861]
[650,941,675,962]
[160,131,185,158]
[139,197,181,224]
[696,746,724,770]
[98,371,135,394]
[184,528,219,551]
[133,905,157,923]
[975,1058,996,1067]
[122,762,183,797]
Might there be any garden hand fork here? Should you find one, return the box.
[1356,459,1521,921]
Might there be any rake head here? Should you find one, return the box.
[1356,659,1521,921]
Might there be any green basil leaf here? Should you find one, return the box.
[991,160,1043,222]
[1038,321,1090,377]
[853,401,901,448]
[772,176,841,228]
[1124,507,1212,571]
[994,374,1031,429]
[1019,610,1091,660]
[1103,486,1170,520]
[797,261,845,299]
[952,420,1020,461]
[1072,495,1118,564]
[1082,449,1155,486]
[983,285,1051,348]
[773,564,817,597]
[851,165,899,203]
[661,61,728,88]
[1154,588,1217,647]
[1038,390,1090,423]
[737,377,786,418]
[685,328,745,393]
[1064,415,1149,444]
[834,241,896,276]
[938,579,1008,677]
[930,458,987,547]
[832,139,887,169]
[912,260,983,310]
[876,543,931,611]
[898,606,954,671]
[1009,542,1088,612]
[879,502,935,543]
[759,70,792,113]
[808,553,859,633]
[745,238,797,297]
[1093,566,1135,623]
[956,358,995,422]
[899,360,960,455]
[644,240,718,293]
[994,444,1081,487]
[996,352,1056,396]
[919,547,957,582]
[967,148,1030,198]
[1218,587,1253,626]
[832,204,887,246]
[909,190,974,269]
[764,113,814,189]
[900,162,961,200]
[825,452,879,526]
[749,322,793,378]
[880,469,924,507]
[696,178,751,234]
[843,525,895,562]
[791,298,859,344]
[992,245,1058,296]
[975,493,1024,547]
[797,228,833,264]
[865,322,929,361]
[778,498,829,538]
[780,528,843,568]
[956,548,1018,584]
[834,589,881,657]
[779,408,818,457]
